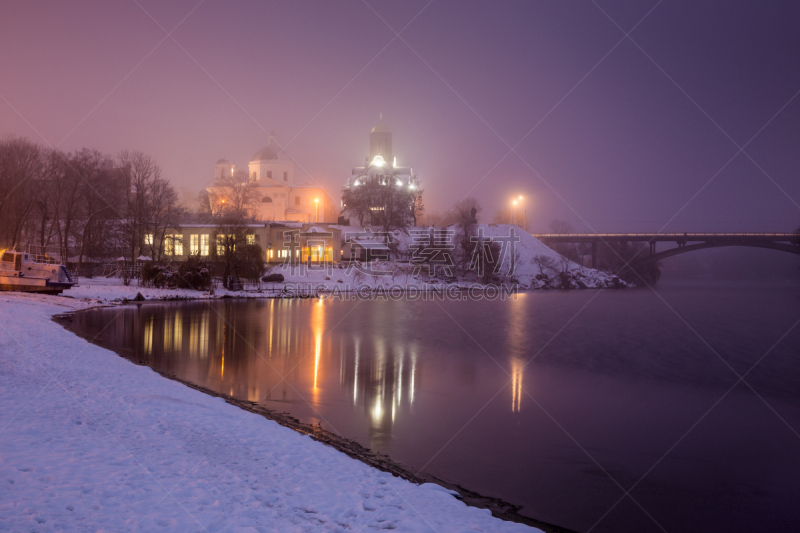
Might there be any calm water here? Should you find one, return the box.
[69,284,800,532]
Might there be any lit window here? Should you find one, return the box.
[246,234,255,246]
[217,234,235,255]
[164,234,174,256]
[174,235,183,256]
[190,234,199,255]
[144,234,153,246]
[200,234,209,256]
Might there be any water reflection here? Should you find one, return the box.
[67,288,800,533]
[78,300,434,450]
[509,357,522,412]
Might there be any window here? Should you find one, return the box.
[164,237,172,256]
[251,172,256,180]
[190,234,199,255]
[283,171,288,181]
[164,234,180,256]
[295,196,300,205]
[217,234,235,255]
[262,196,272,203]
[267,171,272,179]
[246,234,255,246]
[144,234,153,246]
[200,234,209,256]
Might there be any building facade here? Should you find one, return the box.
[210,135,338,223]
[158,222,342,265]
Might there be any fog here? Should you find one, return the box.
[1,1,798,238]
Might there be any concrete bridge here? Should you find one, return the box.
[531,233,800,269]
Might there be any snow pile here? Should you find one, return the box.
[467,224,624,289]
[0,292,539,532]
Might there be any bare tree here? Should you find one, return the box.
[493,206,513,225]
[118,151,179,261]
[204,170,261,219]
[531,254,556,276]
[0,137,42,249]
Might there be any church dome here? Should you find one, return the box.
[251,146,279,162]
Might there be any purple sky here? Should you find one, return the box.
[1,0,798,232]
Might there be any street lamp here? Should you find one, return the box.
[314,198,319,223]
[512,199,518,227]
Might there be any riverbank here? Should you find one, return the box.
[0,291,543,532]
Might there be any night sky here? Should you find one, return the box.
[1,0,798,232]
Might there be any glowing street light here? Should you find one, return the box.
[512,196,526,229]
[512,199,518,226]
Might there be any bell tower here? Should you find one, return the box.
[369,114,392,164]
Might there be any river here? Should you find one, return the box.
[66,282,800,532]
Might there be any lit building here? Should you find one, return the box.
[343,116,419,195]
[210,134,337,223]
[158,222,343,264]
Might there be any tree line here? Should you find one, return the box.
[0,136,181,263]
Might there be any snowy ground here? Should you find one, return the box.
[62,226,620,302]
[0,291,540,532]
[276,224,623,291]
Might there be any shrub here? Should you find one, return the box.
[177,255,212,290]
[139,256,211,290]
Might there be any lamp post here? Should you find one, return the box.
[314,198,319,223]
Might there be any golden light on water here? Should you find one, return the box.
[311,298,325,402]
[511,358,523,413]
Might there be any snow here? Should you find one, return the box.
[277,224,623,291]
[0,292,541,532]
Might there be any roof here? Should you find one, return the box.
[305,226,329,233]
[215,158,230,164]
[352,241,390,250]
[251,145,279,162]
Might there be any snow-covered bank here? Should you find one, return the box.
[278,224,624,291]
[0,292,540,532]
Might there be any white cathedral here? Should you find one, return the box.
[210,135,337,223]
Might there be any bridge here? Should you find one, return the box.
[531,233,800,269]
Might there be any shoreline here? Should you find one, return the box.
[55,305,577,533]
[1,291,548,532]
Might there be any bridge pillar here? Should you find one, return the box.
[591,241,597,269]
[649,241,656,255]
